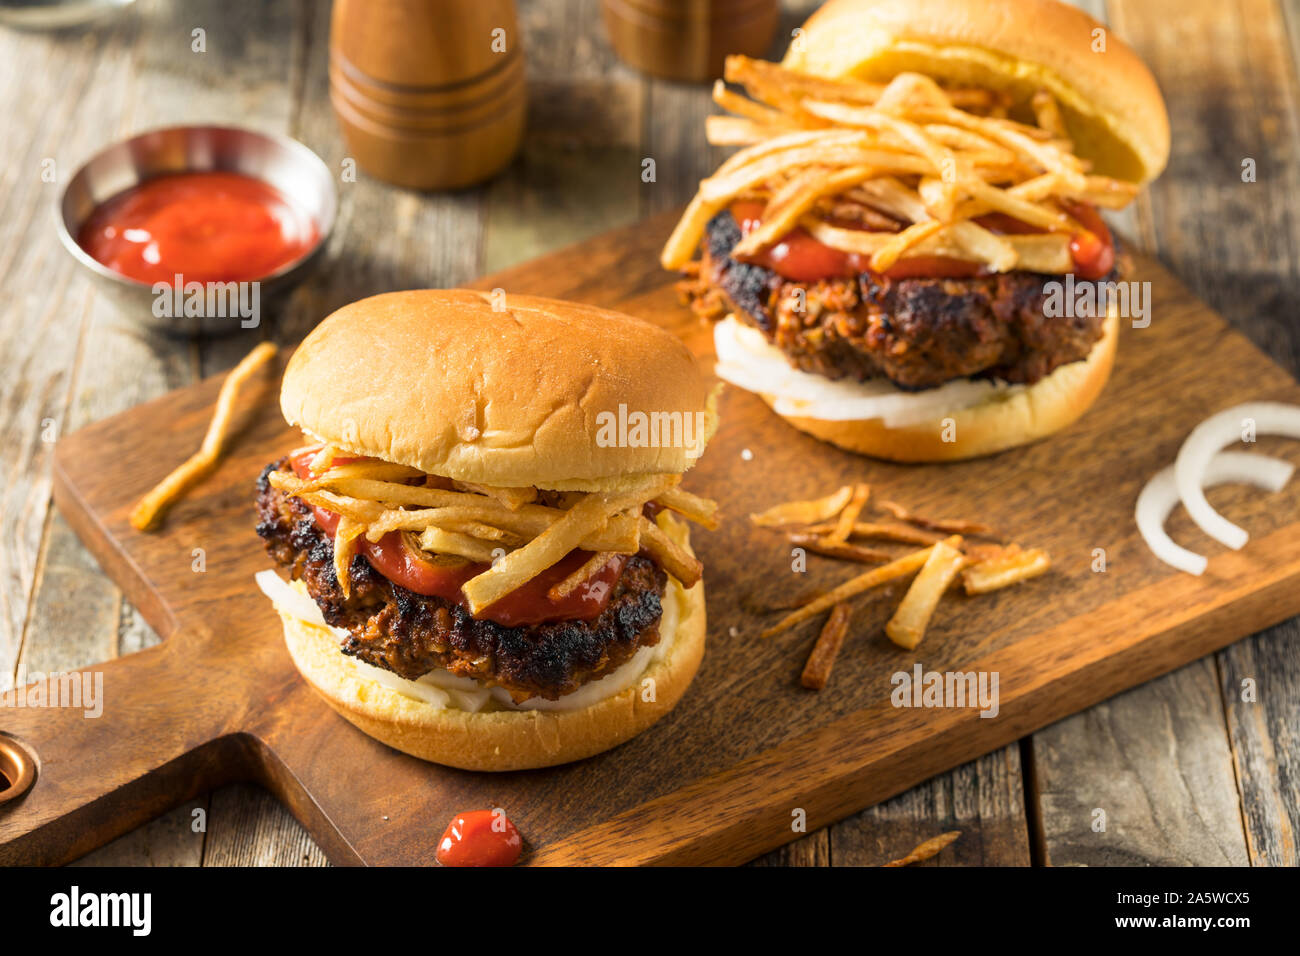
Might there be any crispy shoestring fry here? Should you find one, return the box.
[1002,233,1073,272]
[309,444,338,473]
[712,79,796,127]
[333,517,364,599]
[310,476,486,509]
[1031,91,1068,138]
[805,520,945,545]
[962,180,1075,232]
[885,539,967,650]
[787,532,891,564]
[801,219,895,255]
[918,175,958,221]
[640,515,704,588]
[363,506,515,542]
[852,176,931,221]
[548,551,618,602]
[963,547,1052,594]
[706,115,789,146]
[727,55,885,106]
[417,527,506,564]
[751,485,854,527]
[452,481,537,511]
[826,483,871,545]
[868,218,947,272]
[318,461,424,483]
[875,71,952,112]
[923,123,1008,154]
[131,342,278,531]
[877,500,999,537]
[882,831,961,867]
[296,462,425,493]
[378,512,521,544]
[655,485,721,529]
[801,603,852,690]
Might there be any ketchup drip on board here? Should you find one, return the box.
[78,171,318,285]
[287,450,625,627]
[730,199,1115,282]
[436,810,523,867]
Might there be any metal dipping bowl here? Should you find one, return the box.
[56,125,337,337]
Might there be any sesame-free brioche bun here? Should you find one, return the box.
[767,308,1118,462]
[281,290,718,491]
[276,529,707,772]
[782,0,1169,184]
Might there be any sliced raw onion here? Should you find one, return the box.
[1136,451,1294,575]
[1174,402,1300,549]
[713,317,1015,427]
[352,657,451,709]
[255,569,337,633]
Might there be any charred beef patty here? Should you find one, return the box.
[255,461,667,701]
[699,209,1118,390]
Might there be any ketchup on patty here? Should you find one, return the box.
[730,199,1115,282]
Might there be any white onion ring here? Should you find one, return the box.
[1136,451,1294,574]
[1174,402,1300,549]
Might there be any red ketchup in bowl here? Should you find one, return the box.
[77,171,318,284]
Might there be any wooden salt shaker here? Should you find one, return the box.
[330,0,527,190]
[600,0,780,82]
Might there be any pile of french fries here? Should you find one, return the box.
[661,56,1138,276]
[271,447,718,614]
[752,483,1049,687]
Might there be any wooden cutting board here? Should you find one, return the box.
[3,210,1299,866]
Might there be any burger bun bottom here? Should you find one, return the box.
[768,308,1119,462]
[278,564,706,772]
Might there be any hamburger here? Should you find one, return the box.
[663,0,1170,461]
[254,290,719,771]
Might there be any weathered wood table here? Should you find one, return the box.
[1,0,1295,866]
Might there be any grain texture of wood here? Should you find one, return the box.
[1025,0,1300,868]
[485,0,642,273]
[7,212,1298,866]
[0,0,1019,871]
[832,746,1030,866]
[1033,660,1249,866]
[1218,618,1300,865]
[3,0,1297,868]
[4,0,311,866]
[0,1,203,865]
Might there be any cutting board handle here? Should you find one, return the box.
[0,634,243,865]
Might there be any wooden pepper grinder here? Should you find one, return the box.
[330,0,527,190]
[600,0,779,82]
